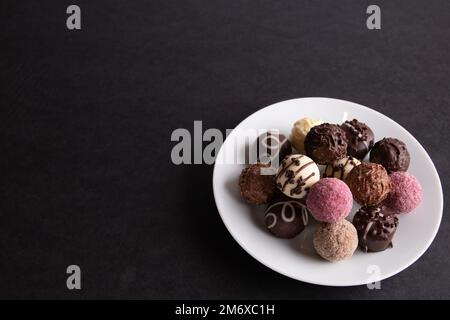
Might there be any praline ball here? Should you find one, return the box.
[370,137,410,172]
[340,119,375,159]
[238,163,276,205]
[256,130,292,164]
[304,123,348,164]
[385,172,422,213]
[264,200,309,238]
[313,220,358,262]
[353,205,399,252]
[345,162,391,206]
[276,154,320,199]
[306,178,353,223]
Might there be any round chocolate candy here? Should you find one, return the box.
[256,130,292,164]
[239,163,276,205]
[276,154,320,199]
[304,123,348,164]
[345,162,391,206]
[369,137,410,173]
[353,205,399,252]
[264,200,309,238]
[323,156,361,180]
[341,119,374,159]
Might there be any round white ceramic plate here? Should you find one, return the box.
[213,97,443,286]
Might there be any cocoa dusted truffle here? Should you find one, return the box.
[341,119,374,159]
[239,163,276,205]
[256,130,292,164]
[313,220,358,262]
[304,123,348,164]
[353,205,399,252]
[345,162,391,206]
[369,138,410,172]
[264,200,309,238]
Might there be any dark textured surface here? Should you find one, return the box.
[1,0,449,299]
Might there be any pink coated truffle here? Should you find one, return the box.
[306,178,353,223]
[385,172,422,214]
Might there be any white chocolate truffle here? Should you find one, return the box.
[290,118,324,153]
[276,154,320,199]
[323,156,361,180]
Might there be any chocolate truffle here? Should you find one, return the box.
[353,205,399,252]
[369,138,410,172]
[256,130,292,164]
[264,200,309,238]
[323,156,361,180]
[313,220,358,262]
[276,154,320,199]
[304,123,348,164]
[306,178,353,223]
[345,162,391,206]
[239,163,276,205]
[290,118,324,153]
[385,172,423,214]
[341,119,374,159]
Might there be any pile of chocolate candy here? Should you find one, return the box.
[238,118,423,262]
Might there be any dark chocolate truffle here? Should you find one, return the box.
[353,205,399,252]
[345,162,391,206]
[256,130,292,164]
[341,119,374,159]
[239,163,276,205]
[264,199,308,238]
[369,138,410,172]
[304,123,348,164]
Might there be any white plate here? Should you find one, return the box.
[212,97,443,286]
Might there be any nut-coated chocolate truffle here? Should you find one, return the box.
[304,123,348,164]
[290,118,324,153]
[341,119,374,159]
[323,156,361,180]
[264,200,309,238]
[345,162,391,206]
[239,163,276,205]
[369,137,410,172]
[276,154,320,199]
[353,205,399,252]
[313,220,358,262]
[256,130,292,164]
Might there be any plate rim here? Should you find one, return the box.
[212,97,443,287]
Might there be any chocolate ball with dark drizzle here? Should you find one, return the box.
[275,154,320,199]
[353,205,399,252]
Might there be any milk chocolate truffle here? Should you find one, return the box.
[239,163,276,205]
[290,118,324,153]
[313,220,358,262]
[264,200,309,238]
[353,205,399,252]
[369,138,410,172]
[256,130,292,164]
[323,156,361,180]
[341,119,374,159]
[276,154,320,199]
[304,123,348,164]
[345,162,391,206]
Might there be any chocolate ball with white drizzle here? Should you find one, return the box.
[264,199,309,238]
[276,154,320,199]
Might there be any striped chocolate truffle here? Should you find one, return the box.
[275,154,320,199]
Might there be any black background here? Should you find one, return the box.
[1,0,449,299]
